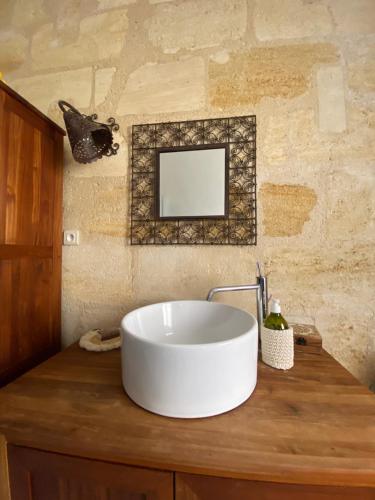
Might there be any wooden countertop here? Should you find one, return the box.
[0,343,374,488]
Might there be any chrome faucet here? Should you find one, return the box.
[206,262,268,338]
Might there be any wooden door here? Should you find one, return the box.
[8,445,174,500]
[0,83,63,385]
[175,472,375,500]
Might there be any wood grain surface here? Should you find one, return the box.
[8,445,173,500]
[292,323,322,354]
[0,343,374,488]
[176,472,375,499]
[0,83,64,386]
[0,435,11,500]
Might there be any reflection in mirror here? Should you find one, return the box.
[158,147,227,219]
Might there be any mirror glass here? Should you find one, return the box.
[158,147,226,218]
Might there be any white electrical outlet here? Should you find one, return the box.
[63,230,80,246]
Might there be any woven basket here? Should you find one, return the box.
[261,326,294,370]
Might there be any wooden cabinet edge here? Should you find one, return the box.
[5,443,375,490]
[175,472,375,500]
[0,435,11,500]
[4,443,375,500]
[7,445,174,500]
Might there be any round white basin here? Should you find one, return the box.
[121,300,258,418]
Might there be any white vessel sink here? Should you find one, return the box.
[120,300,258,418]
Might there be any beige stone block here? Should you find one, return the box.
[325,164,375,243]
[262,114,289,166]
[31,10,127,70]
[132,245,260,316]
[209,44,338,107]
[147,0,247,52]
[210,50,230,65]
[317,66,346,133]
[259,98,374,173]
[287,107,329,162]
[55,0,80,39]
[254,0,332,41]
[10,67,93,114]
[61,299,82,346]
[260,183,317,237]
[98,0,136,9]
[262,242,375,385]
[316,293,375,386]
[95,67,116,106]
[62,242,131,303]
[261,245,374,344]
[328,0,375,34]
[0,31,28,73]
[287,105,375,164]
[0,1,13,28]
[348,45,375,94]
[295,117,336,162]
[63,176,128,239]
[12,0,49,28]
[62,239,133,344]
[62,299,129,345]
[342,104,375,162]
[348,102,375,131]
[263,242,374,296]
[117,57,205,115]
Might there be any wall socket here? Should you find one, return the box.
[63,230,80,246]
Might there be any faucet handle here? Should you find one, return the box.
[256,263,269,320]
[256,261,262,277]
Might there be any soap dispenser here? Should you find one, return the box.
[263,299,289,330]
[261,299,294,370]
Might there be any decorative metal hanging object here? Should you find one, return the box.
[58,100,120,164]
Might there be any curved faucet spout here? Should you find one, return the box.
[206,281,266,339]
[206,283,259,302]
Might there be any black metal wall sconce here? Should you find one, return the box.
[58,101,120,164]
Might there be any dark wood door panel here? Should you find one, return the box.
[0,82,63,385]
[0,257,57,378]
[8,445,174,500]
[0,95,57,247]
[176,473,375,500]
[0,245,53,259]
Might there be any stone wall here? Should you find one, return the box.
[1,0,374,386]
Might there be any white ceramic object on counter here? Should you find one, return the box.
[120,300,258,418]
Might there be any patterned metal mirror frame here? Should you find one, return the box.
[131,115,256,245]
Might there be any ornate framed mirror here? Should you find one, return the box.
[131,115,256,245]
